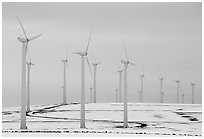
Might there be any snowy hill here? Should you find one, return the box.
[2,103,202,136]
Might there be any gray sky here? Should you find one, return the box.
[2,2,202,107]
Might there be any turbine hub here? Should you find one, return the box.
[18,37,28,43]
[121,60,129,65]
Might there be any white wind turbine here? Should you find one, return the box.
[189,80,198,104]
[26,61,34,112]
[115,89,119,103]
[182,94,185,104]
[92,55,100,103]
[174,74,182,104]
[61,51,69,105]
[121,40,136,128]
[139,68,145,103]
[159,73,166,103]
[16,15,41,129]
[90,87,93,103]
[117,64,123,103]
[72,31,92,128]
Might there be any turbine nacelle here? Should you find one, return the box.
[73,51,88,56]
[191,83,196,86]
[118,70,123,73]
[159,77,165,80]
[121,60,129,65]
[18,37,28,43]
[26,62,34,66]
[92,63,100,66]
[62,59,68,62]
[140,74,145,78]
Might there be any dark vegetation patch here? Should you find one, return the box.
[181,115,191,118]
[153,114,163,119]
[189,117,198,121]
[2,112,12,115]
[115,122,147,129]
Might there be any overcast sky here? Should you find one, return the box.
[2,2,202,107]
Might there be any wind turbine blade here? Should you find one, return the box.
[121,40,129,61]
[129,62,137,67]
[188,79,192,84]
[92,54,97,63]
[86,56,92,76]
[72,52,80,55]
[28,34,41,41]
[86,30,92,52]
[117,63,121,70]
[159,71,162,77]
[66,48,68,61]
[66,62,69,72]
[194,80,199,84]
[16,15,28,39]
[142,65,145,75]
[178,73,182,81]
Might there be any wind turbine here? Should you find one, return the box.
[139,69,145,103]
[16,15,41,129]
[159,73,166,103]
[61,51,68,105]
[182,94,185,104]
[72,31,92,128]
[90,87,93,103]
[117,64,123,103]
[121,40,136,128]
[92,55,100,103]
[189,80,198,104]
[174,74,182,104]
[26,61,34,112]
[115,89,119,103]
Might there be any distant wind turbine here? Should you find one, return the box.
[121,40,137,128]
[115,89,118,103]
[26,61,34,112]
[117,64,123,103]
[16,15,41,129]
[139,69,145,103]
[90,87,93,103]
[92,55,100,103]
[159,73,166,103]
[61,51,68,105]
[182,94,185,104]
[189,80,198,104]
[174,74,182,104]
[72,31,92,128]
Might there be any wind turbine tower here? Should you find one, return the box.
[72,31,92,128]
[121,41,136,128]
[182,94,185,104]
[189,80,198,104]
[16,16,41,129]
[115,89,118,103]
[139,74,144,103]
[61,56,68,105]
[92,56,100,103]
[175,80,180,104]
[117,64,123,103]
[90,87,93,103]
[174,75,182,104]
[26,62,34,112]
[159,75,166,103]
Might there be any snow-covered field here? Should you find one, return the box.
[2,103,202,136]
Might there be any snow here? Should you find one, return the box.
[2,103,202,136]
